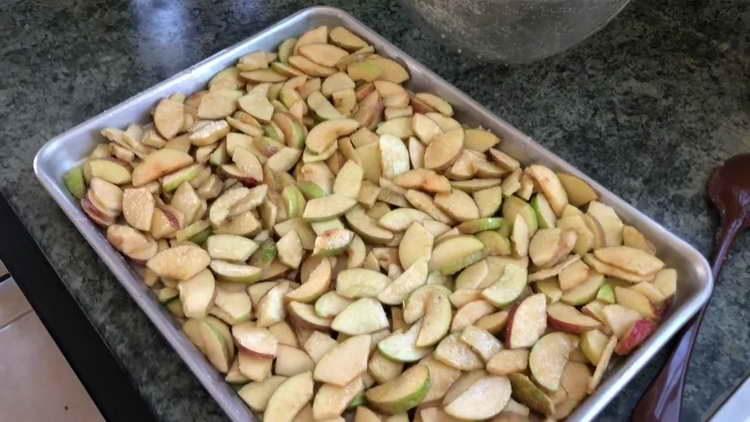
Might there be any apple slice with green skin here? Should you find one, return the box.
[161,163,202,192]
[508,373,555,416]
[529,332,578,391]
[206,234,257,262]
[250,240,277,268]
[435,332,484,370]
[602,304,641,338]
[379,321,431,362]
[286,258,331,303]
[415,288,452,347]
[132,148,193,187]
[502,196,538,235]
[210,260,262,284]
[147,244,210,280]
[306,118,360,153]
[414,356,460,403]
[482,264,527,307]
[332,298,389,335]
[64,166,87,199]
[314,291,352,318]
[459,325,502,362]
[588,335,617,393]
[281,185,306,218]
[303,194,358,222]
[615,318,657,355]
[288,301,333,331]
[560,272,605,305]
[365,364,431,414]
[264,371,314,422]
[531,193,556,229]
[594,246,665,276]
[378,258,428,305]
[313,228,354,256]
[547,302,602,334]
[198,318,231,373]
[596,283,616,303]
[315,335,371,386]
[429,235,486,275]
[487,349,529,376]
[456,217,504,235]
[178,269,216,318]
[580,329,609,365]
[313,376,364,420]
[506,293,547,349]
[238,375,287,412]
[232,323,278,358]
[336,268,389,299]
[443,374,511,420]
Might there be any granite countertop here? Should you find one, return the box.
[1,0,748,420]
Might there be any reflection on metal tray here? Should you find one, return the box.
[33,6,712,421]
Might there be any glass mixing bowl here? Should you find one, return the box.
[400,0,631,63]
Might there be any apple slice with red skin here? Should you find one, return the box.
[505,293,547,349]
[615,318,657,355]
[547,302,601,334]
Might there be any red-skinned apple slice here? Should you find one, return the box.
[602,304,641,338]
[505,293,547,349]
[529,332,578,391]
[615,318,656,355]
[232,323,279,358]
[547,302,602,334]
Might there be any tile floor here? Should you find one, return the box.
[0,272,104,422]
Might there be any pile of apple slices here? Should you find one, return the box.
[64,24,678,421]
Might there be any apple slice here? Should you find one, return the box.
[132,148,193,187]
[379,321,431,362]
[615,286,656,319]
[558,260,590,291]
[306,118,360,153]
[268,321,298,348]
[475,310,510,335]
[314,291,353,318]
[587,201,624,247]
[434,189,480,222]
[415,289,452,347]
[288,301,333,331]
[365,364,430,414]
[274,345,314,377]
[370,350,404,384]
[232,323,278,358]
[529,332,578,391]
[198,318,231,373]
[487,349,529,376]
[557,215,595,256]
[508,373,555,416]
[354,406,381,422]
[429,235,485,275]
[451,300,495,332]
[287,258,331,303]
[85,158,131,185]
[525,165,568,216]
[623,225,657,254]
[314,335,371,386]
[238,349,273,381]
[206,234,257,262]
[378,258,428,305]
[64,166,86,199]
[547,302,601,334]
[602,304,641,338]
[256,282,291,327]
[615,318,657,355]
[178,269,216,318]
[264,371,314,422]
[443,374,511,420]
[424,128,463,170]
[414,357,460,403]
[106,224,157,261]
[505,293,547,349]
[580,329,609,365]
[399,223,433,270]
[587,335,617,393]
[459,325,502,361]
[378,208,430,232]
[403,285,452,324]
[557,173,598,206]
[303,331,337,364]
[147,244,210,280]
[313,376,364,420]
[654,268,677,299]
[277,230,303,268]
[481,264,527,307]
[332,298,389,335]
[594,246,665,276]
[213,281,253,323]
[336,268,389,298]
[238,375,287,412]
[210,260,262,284]
[89,177,123,213]
[378,133,410,178]
[303,194,357,222]
[560,272,605,305]
[434,332,484,371]
[153,98,184,138]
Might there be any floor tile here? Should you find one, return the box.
[0,277,31,327]
[0,312,104,422]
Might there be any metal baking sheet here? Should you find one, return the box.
[34,6,713,421]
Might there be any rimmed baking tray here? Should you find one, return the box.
[34,6,713,421]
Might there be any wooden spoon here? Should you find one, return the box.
[632,153,750,421]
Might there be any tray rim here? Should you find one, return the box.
[33,6,713,421]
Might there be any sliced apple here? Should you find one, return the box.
[277,230,303,268]
[287,258,331,303]
[178,269,216,318]
[429,235,485,275]
[560,272,605,305]
[529,332,578,391]
[459,325,502,362]
[365,364,430,415]
[443,374,511,420]
[306,118,360,154]
[580,329,609,365]
[198,318,231,373]
[378,321,431,362]
[398,222,433,270]
[403,284,452,324]
[288,301,333,331]
[238,375,287,412]
[451,300,495,332]
[434,189,479,222]
[602,304,642,338]
[547,302,601,334]
[557,173,597,207]
[434,332,484,371]
[482,264,527,307]
[314,335,370,386]
[378,258,428,305]
[303,331,337,364]
[505,293,547,348]
[475,310,509,335]
[274,345,314,377]
[594,246,665,276]
[154,98,184,139]
[587,201,624,247]
[378,133,410,178]
[587,335,617,393]
[486,349,529,376]
[423,129,463,170]
[210,260,262,284]
[336,268,389,298]
[615,318,657,355]
[132,148,193,187]
[508,373,555,416]
[653,268,677,299]
[147,244,210,280]
[525,165,568,216]
[333,160,364,199]
[615,286,656,319]
[332,298,389,335]
[106,224,157,261]
[414,288,452,347]
[303,194,357,222]
[232,323,278,358]
[313,376,364,420]
[256,282,291,327]
[264,371,314,422]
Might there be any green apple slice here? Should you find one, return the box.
[264,371,314,422]
[596,283,616,303]
[210,260,262,284]
[64,165,87,199]
[238,375,287,412]
[206,234,257,262]
[508,373,555,416]
[456,217,504,234]
[580,329,609,365]
[315,335,371,386]
[365,364,431,414]
[443,374,511,420]
[314,291,353,318]
[502,196,538,235]
[531,193,557,229]
[481,264,527,307]
[332,298,389,335]
[560,272,605,305]
[378,321,431,362]
[377,258,428,305]
[178,269,216,318]
[429,235,486,275]
[336,268,389,299]
[281,185,306,218]
[415,288,452,347]
[198,318,231,373]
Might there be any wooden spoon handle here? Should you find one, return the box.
[631,219,741,421]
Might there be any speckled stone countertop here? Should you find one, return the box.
[1,0,748,420]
